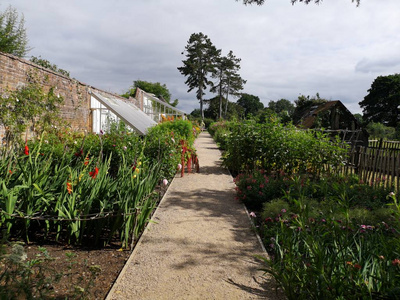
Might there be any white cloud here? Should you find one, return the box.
[2,0,400,114]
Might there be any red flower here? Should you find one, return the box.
[8,170,12,174]
[84,156,90,166]
[353,263,362,270]
[24,145,29,155]
[75,149,83,157]
[89,167,99,179]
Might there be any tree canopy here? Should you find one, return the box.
[0,5,29,57]
[122,80,178,107]
[236,93,264,117]
[268,99,295,116]
[240,0,360,6]
[211,50,246,119]
[178,32,220,119]
[204,95,244,120]
[359,74,400,127]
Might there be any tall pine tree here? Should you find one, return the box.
[178,32,220,120]
[210,51,246,119]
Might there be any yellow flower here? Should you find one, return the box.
[137,161,142,166]
[133,174,137,179]
[135,168,140,174]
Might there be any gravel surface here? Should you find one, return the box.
[106,132,282,300]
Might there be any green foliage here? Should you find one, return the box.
[0,119,198,247]
[254,177,399,299]
[366,122,396,140]
[178,32,220,119]
[237,170,395,211]
[144,119,196,179]
[208,121,234,150]
[0,5,29,57]
[210,50,246,119]
[204,96,244,121]
[122,80,179,107]
[0,81,64,146]
[236,93,264,117]
[360,74,400,127]
[222,119,347,176]
[30,56,70,77]
[267,99,295,117]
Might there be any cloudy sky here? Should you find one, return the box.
[2,0,400,114]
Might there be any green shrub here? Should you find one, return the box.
[223,119,347,176]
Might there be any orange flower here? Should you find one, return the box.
[66,181,73,194]
[89,167,99,179]
[84,156,90,166]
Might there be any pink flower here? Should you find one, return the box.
[177,163,182,170]
[281,209,287,213]
[162,179,168,186]
[392,259,400,266]
[247,186,252,190]
[249,212,256,218]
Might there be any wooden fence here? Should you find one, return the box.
[343,145,400,190]
[368,139,400,151]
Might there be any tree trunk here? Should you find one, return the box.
[224,78,230,118]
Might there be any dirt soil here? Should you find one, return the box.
[24,242,131,299]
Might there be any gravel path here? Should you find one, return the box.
[106,132,281,300]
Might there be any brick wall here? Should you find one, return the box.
[0,51,92,134]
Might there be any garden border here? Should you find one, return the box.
[104,174,177,299]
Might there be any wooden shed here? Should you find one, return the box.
[296,100,369,147]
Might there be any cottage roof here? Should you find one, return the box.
[298,100,356,129]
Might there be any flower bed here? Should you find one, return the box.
[217,118,400,299]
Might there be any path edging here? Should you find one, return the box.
[105,174,178,299]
